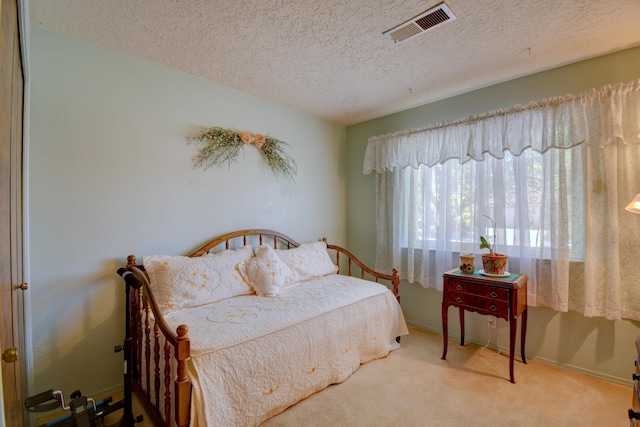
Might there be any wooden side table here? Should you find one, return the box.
[441,268,528,383]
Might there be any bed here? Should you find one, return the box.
[119,229,408,426]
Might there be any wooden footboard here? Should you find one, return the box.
[118,229,400,427]
[323,238,400,303]
[122,256,191,427]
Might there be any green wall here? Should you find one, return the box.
[346,46,640,384]
[28,27,347,400]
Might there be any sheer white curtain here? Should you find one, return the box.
[364,79,640,320]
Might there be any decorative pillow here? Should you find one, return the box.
[239,244,294,297]
[142,245,254,314]
[275,240,338,284]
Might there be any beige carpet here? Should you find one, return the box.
[262,326,632,427]
[43,326,630,426]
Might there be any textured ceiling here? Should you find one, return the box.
[30,0,640,126]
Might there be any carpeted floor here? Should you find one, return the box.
[262,326,632,427]
[44,326,630,426]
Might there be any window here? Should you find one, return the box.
[365,78,640,320]
[401,148,584,261]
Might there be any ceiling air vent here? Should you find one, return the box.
[383,3,456,44]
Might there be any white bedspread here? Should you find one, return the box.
[163,274,408,427]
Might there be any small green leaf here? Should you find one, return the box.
[479,236,490,249]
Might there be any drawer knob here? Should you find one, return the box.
[456,297,463,303]
[456,284,463,291]
[490,291,498,298]
[490,304,498,312]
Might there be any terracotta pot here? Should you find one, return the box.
[459,254,475,273]
[481,254,508,275]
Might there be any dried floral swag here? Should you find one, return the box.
[187,127,297,180]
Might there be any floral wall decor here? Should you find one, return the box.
[187,127,297,180]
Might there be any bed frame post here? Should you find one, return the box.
[126,256,140,382]
[175,325,191,427]
[392,268,400,304]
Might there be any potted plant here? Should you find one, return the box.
[479,215,508,275]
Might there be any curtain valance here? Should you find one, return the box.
[364,79,640,174]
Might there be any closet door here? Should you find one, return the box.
[0,0,27,425]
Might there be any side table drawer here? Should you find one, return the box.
[449,279,509,301]
[447,290,509,316]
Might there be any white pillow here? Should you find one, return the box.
[239,244,294,296]
[275,240,338,283]
[143,245,254,314]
